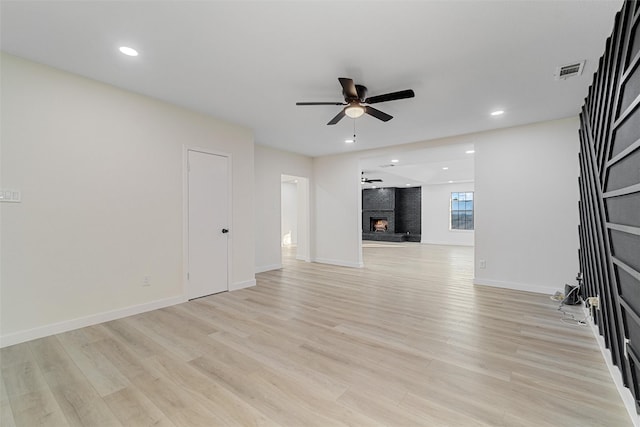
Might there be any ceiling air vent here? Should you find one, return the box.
[555,61,585,80]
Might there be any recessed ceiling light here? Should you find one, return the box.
[119,46,139,56]
[360,181,365,185]
[391,159,399,163]
[448,180,453,183]
[442,167,449,170]
[372,186,377,189]
[406,184,411,186]
[345,139,355,144]
[490,110,504,116]
[465,150,475,154]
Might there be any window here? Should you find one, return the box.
[451,192,474,230]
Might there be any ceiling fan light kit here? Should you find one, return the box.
[345,103,365,118]
[296,77,415,125]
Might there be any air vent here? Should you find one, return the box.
[379,164,396,168]
[555,61,585,80]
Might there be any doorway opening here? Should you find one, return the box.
[281,174,310,263]
[358,142,475,262]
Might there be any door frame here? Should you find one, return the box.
[280,174,310,263]
[182,145,233,298]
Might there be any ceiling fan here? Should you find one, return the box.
[361,172,383,184]
[296,77,415,125]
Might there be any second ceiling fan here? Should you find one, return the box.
[296,77,415,125]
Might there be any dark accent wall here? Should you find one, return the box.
[362,188,396,232]
[395,187,422,234]
[362,187,395,211]
[578,0,640,412]
[362,188,421,235]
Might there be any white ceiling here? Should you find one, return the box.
[1,1,620,159]
[360,142,475,189]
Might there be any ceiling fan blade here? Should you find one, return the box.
[365,106,393,122]
[365,89,415,104]
[296,102,345,106]
[338,78,358,99]
[327,109,346,125]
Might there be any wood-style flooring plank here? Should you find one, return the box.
[6,389,70,427]
[1,398,17,427]
[128,372,226,427]
[142,352,277,426]
[103,386,174,427]
[56,333,130,397]
[28,336,121,426]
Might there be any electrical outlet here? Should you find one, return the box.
[143,276,151,287]
[479,259,486,269]
[0,189,21,203]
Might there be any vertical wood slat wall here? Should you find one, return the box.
[579,0,640,411]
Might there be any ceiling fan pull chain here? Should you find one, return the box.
[353,119,357,143]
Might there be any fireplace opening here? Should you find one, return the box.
[371,218,388,232]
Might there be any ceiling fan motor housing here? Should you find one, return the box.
[355,85,367,102]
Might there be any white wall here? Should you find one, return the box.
[313,154,363,268]
[422,182,475,246]
[0,54,255,346]
[254,145,312,272]
[474,118,580,294]
[281,182,297,245]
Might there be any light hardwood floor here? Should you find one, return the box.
[1,243,632,426]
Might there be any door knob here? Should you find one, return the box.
[221,228,229,234]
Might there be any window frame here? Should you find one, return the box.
[450,191,474,231]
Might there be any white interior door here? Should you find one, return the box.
[188,150,229,299]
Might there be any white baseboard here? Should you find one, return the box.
[473,277,557,296]
[420,240,474,247]
[587,312,640,427]
[296,255,311,262]
[255,264,282,273]
[313,257,364,268]
[0,295,186,348]
[230,278,256,291]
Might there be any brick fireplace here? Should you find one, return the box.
[362,187,421,242]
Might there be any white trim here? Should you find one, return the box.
[255,264,283,273]
[421,240,474,247]
[296,255,311,262]
[473,277,557,295]
[226,152,234,290]
[230,279,256,291]
[0,295,186,348]
[183,145,233,298]
[182,147,189,297]
[313,257,364,268]
[587,313,640,427]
